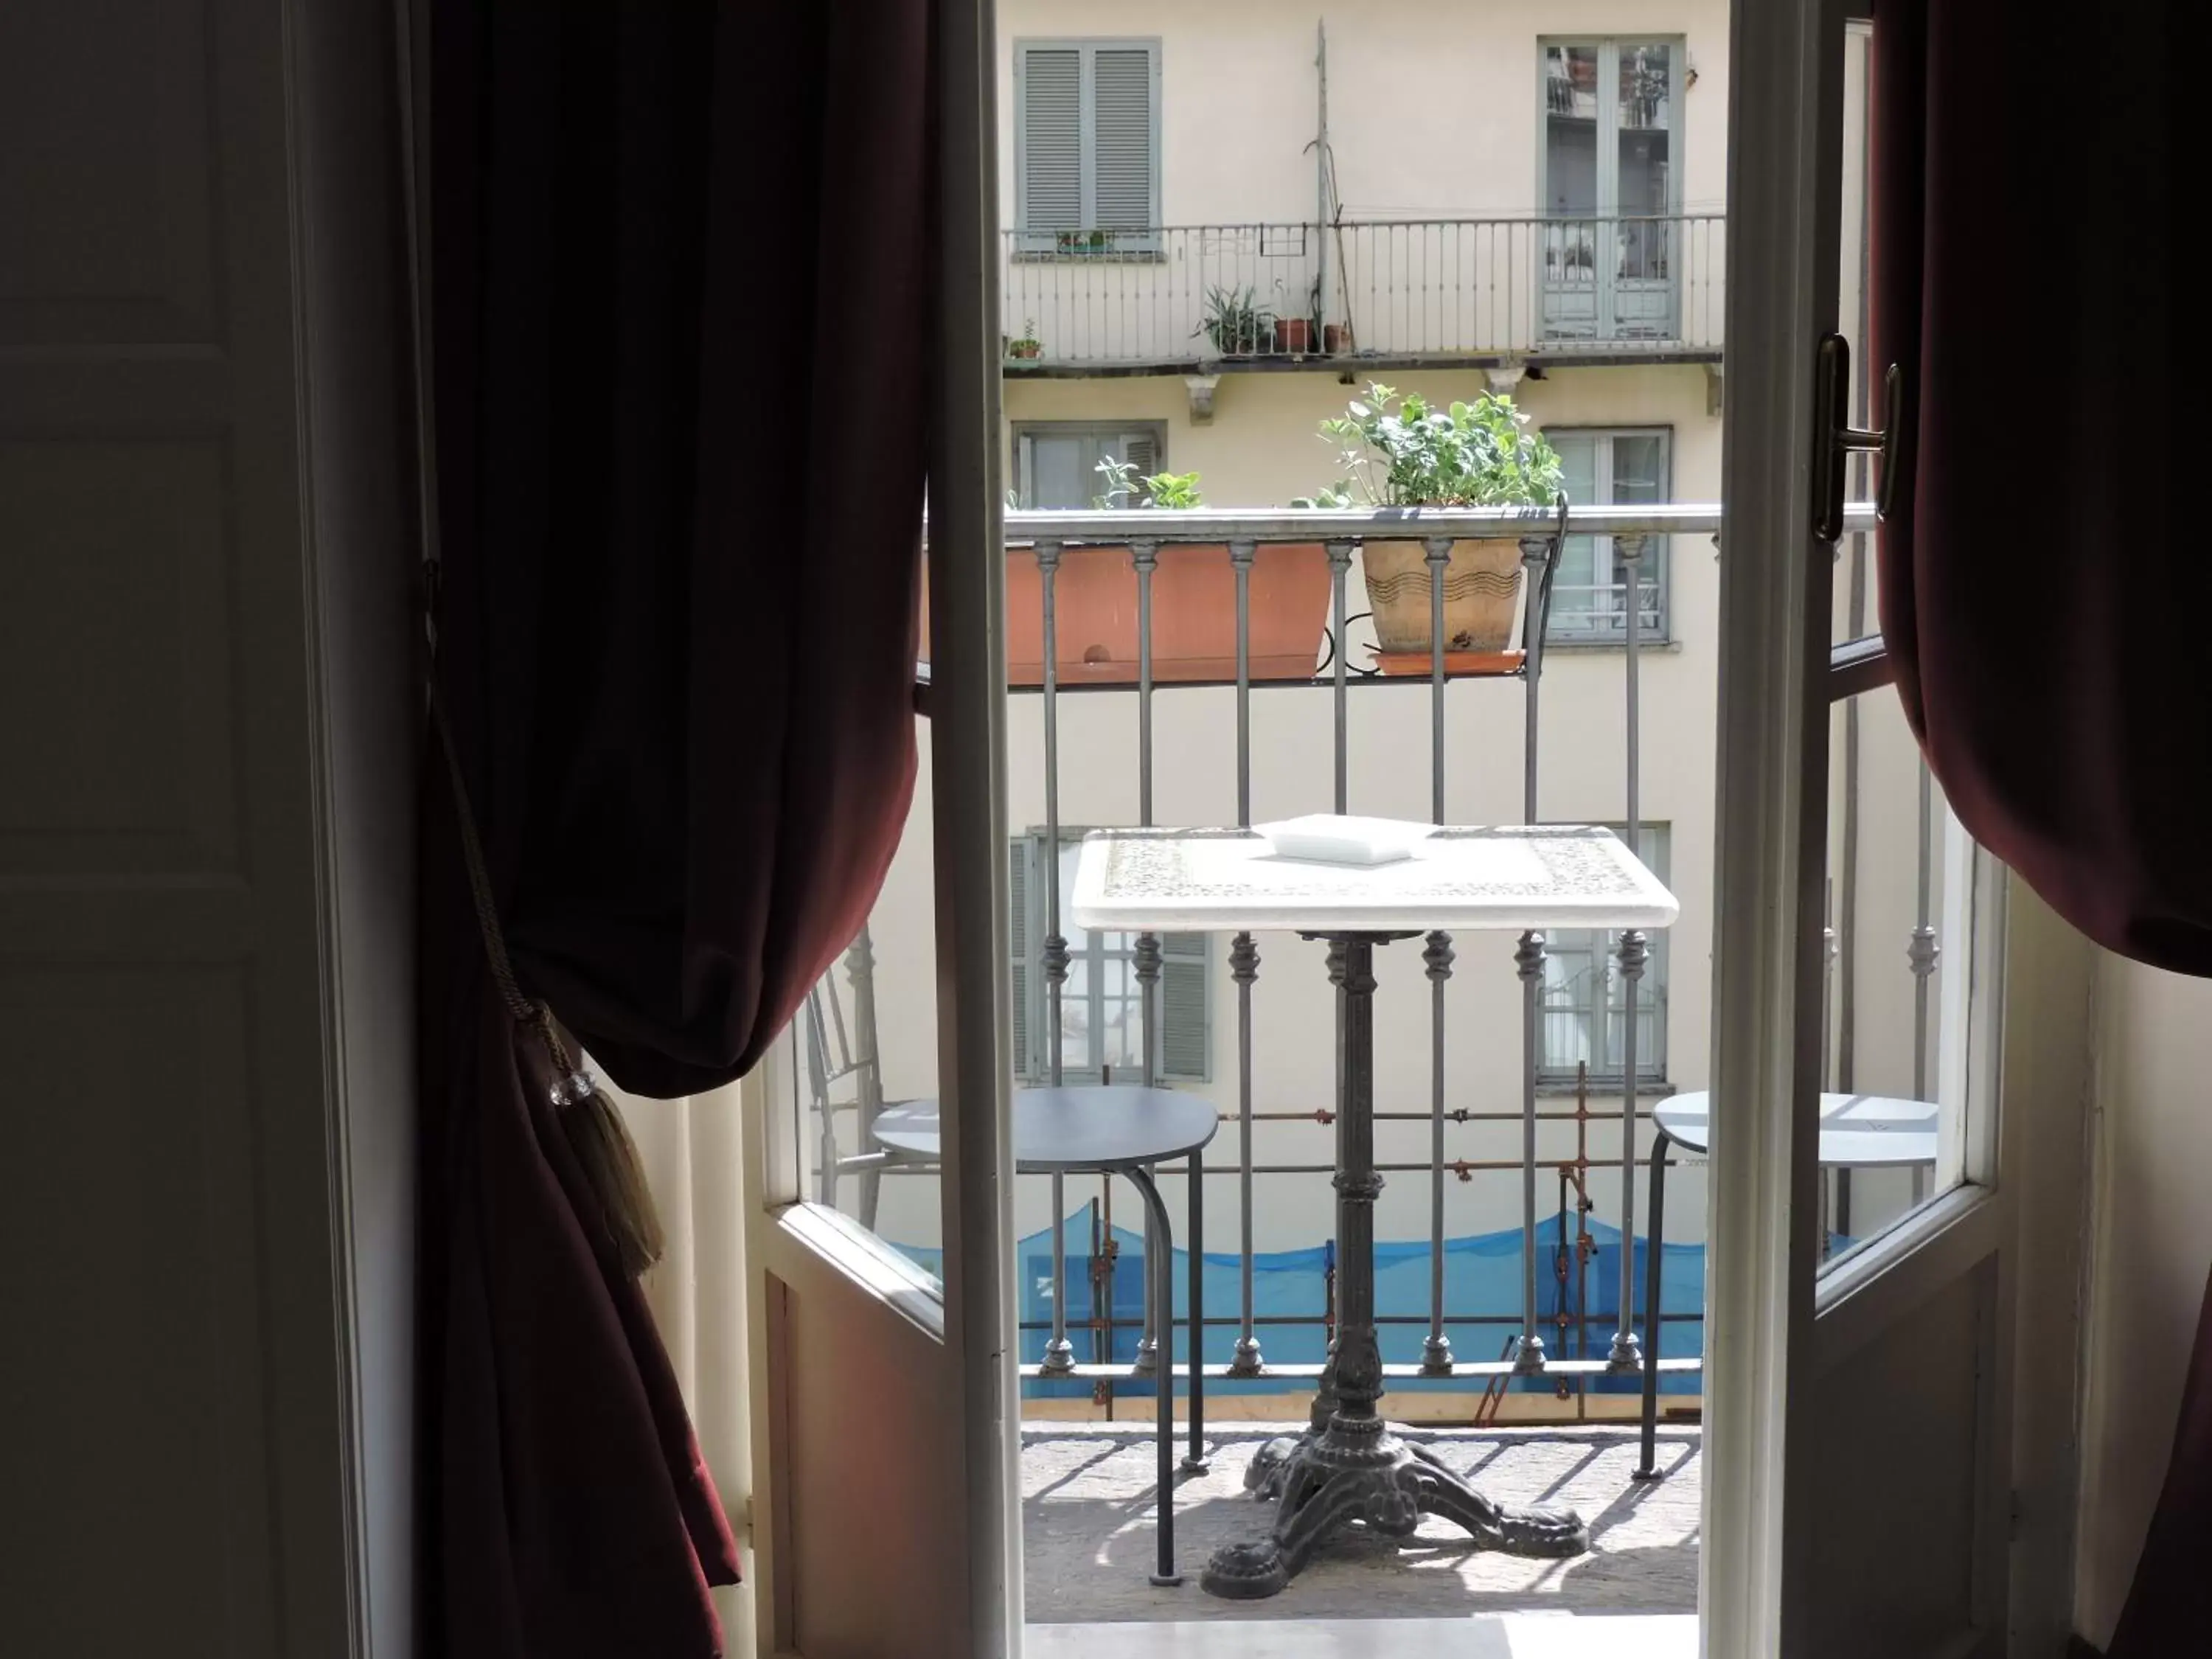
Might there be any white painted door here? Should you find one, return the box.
[740,4,1020,1654]
[1705,5,2074,1658]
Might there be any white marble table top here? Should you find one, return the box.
[1069,824,1679,935]
[1652,1090,1941,1167]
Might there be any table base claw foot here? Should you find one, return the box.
[1245,1435,1304,1500]
[1206,1428,1589,1598]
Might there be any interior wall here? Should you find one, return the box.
[2074,956,2212,1646]
[1,0,412,1650]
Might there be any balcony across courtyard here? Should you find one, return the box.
[1001,219,1725,375]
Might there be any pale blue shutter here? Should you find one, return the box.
[1090,46,1156,238]
[1158,931,1211,1082]
[1019,46,1082,237]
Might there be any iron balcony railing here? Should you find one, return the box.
[810,502,1918,1408]
[1001,218,1726,372]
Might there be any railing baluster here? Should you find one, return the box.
[1229,537,1263,1377]
[1130,536,1163,1377]
[1423,535,1455,1374]
[1037,539,1074,1377]
[1515,528,1554,1376]
[1327,540,1353,813]
[1609,531,1650,1375]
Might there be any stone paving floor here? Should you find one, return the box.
[1023,1423,1701,1625]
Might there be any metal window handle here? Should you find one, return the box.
[1812,333,1908,542]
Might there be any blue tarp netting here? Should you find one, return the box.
[897,1211,1753,1400]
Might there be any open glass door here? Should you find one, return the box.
[741,0,1022,1652]
[1707,4,2022,1656]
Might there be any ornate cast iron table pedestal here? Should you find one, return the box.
[1066,824,1680,1601]
[1200,932,1588,1599]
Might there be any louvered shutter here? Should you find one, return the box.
[1008,838,1034,1079]
[1091,47,1155,232]
[1157,931,1211,1082]
[1119,431,1158,477]
[1018,46,1082,234]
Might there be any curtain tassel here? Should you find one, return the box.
[539,1019,667,1278]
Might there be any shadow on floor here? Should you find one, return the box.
[1023,1427,1702,1624]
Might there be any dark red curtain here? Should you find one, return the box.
[1873,4,2208,1652]
[416,2,936,1654]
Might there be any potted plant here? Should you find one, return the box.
[1056,227,1111,256]
[1295,383,1565,667]
[1007,320,1042,360]
[1273,276,1321,355]
[995,460,1332,686]
[1197,285,1269,358]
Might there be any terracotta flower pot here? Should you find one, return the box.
[1324,322,1355,355]
[1360,538,1525,655]
[999,541,1333,684]
[1274,317,1315,354]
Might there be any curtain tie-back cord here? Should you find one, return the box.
[424,568,667,1277]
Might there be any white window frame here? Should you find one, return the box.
[1010,420,1166,509]
[1543,425,1672,644]
[1012,38,1163,259]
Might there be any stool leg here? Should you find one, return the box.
[1633,1130,1672,1481]
[1184,1141,1208,1472]
[1127,1165,1181,1585]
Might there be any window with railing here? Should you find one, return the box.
[1539,824,1669,1085]
[1545,427,1669,641]
[1009,832,1209,1084]
[1012,40,1161,257]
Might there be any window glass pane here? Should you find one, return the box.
[1820,689,1986,1273]
[1544,46,1600,217]
[1617,45,1673,285]
[1026,434,1094,510]
[1551,432,1601,612]
[1613,434,1667,630]
[1059,957,1093,1074]
[1542,430,1668,639]
[1617,43,1672,206]
[1611,434,1665,502]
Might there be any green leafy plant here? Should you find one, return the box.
[1293,383,1565,509]
[1195,285,1270,356]
[1056,227,1111,254]
[1006,319,1042,358]
[1094,456,1204,509]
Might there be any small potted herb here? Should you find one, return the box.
[1056,227,1112,256]
[1007,320,1043,361]
[1295,383,1565,664]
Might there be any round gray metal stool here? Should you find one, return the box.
[874,1085,1219,1586]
